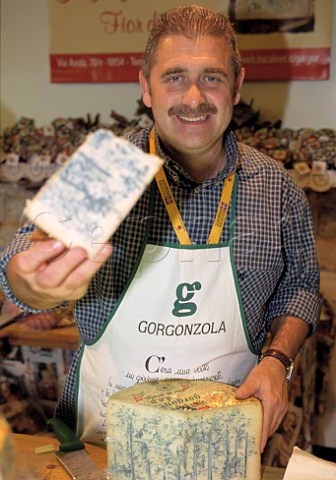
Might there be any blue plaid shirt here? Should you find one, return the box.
[0,128,321,430]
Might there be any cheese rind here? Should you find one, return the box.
[106,379,262,480]
[24,129,163,257]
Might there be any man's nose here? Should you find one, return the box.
[182,83,206,107]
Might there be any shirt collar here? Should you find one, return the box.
[153,127,240,189]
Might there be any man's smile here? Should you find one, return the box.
[177,115,210,122]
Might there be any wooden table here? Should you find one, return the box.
[13,433,285,479]
[14,434,106,479]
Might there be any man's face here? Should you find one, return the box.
[140,34,244,159]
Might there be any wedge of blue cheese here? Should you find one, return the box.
[24,129,163,257]
[106,379,262,480]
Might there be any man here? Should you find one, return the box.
[0,6,321,451]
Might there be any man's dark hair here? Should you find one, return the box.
[142,5,242,85]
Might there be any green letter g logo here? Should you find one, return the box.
[172,281,201,317]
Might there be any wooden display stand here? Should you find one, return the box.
[0,322,79,350]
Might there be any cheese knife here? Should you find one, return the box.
[46,418,102,480]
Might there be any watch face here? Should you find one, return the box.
[286,361,294,382]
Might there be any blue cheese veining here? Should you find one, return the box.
[24,129,163,258]
[106,379,262,480]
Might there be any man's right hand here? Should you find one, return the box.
[6,239,113,310]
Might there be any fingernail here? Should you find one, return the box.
[52,241,64,249]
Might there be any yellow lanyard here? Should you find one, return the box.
[150,129,235,245]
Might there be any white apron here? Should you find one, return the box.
[76,132,258,444]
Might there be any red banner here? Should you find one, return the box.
[50,53,143,83]
[48,0,333,83]
[242,48,331,81]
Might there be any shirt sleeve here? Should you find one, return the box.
[0,221,68,312]
[264,178,322,333]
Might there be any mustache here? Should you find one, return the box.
[168,103,217,117]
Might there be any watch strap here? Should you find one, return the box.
[259,348,294,381]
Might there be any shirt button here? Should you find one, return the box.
[194,187,199,194]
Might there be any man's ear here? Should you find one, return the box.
[139,71,152,108]
[233,67,245,106]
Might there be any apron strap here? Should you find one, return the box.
[150,128,235,245]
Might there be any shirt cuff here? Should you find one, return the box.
[265,289,323,335]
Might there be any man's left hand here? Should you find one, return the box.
[235,357,289,452]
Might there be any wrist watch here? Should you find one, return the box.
[259,348,294,381]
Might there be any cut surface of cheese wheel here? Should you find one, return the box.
[106,379,262,480]
[24,129,163,257]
